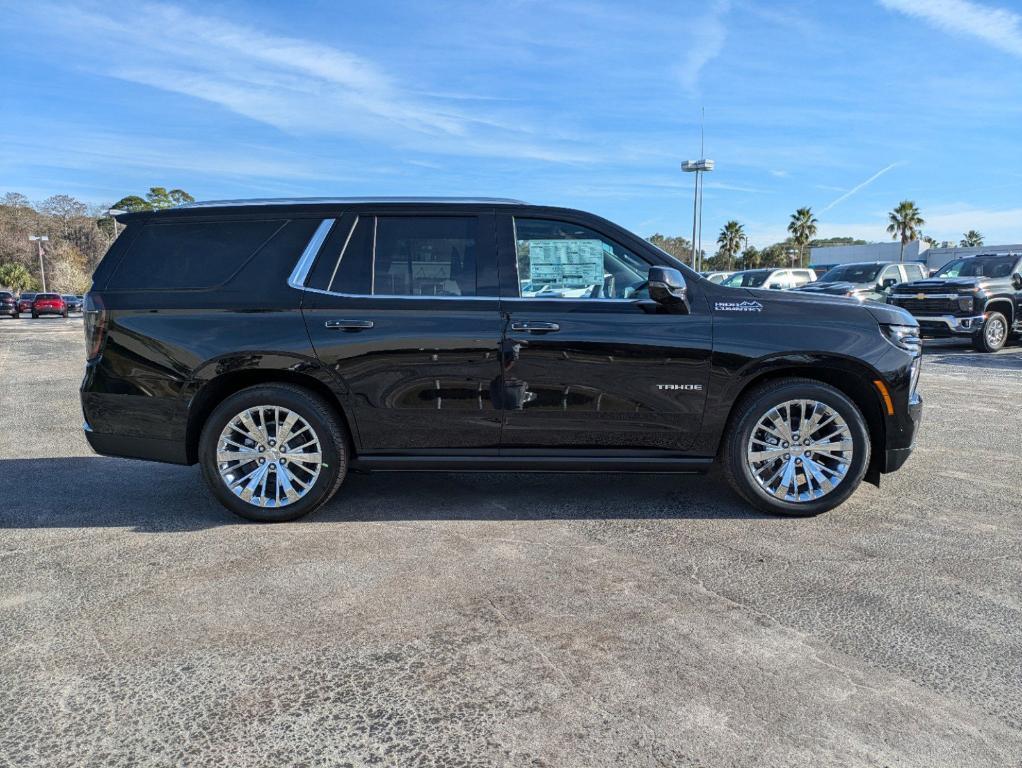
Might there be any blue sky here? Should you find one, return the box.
[1,0,1021,247]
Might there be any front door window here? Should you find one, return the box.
[513,218,650,300]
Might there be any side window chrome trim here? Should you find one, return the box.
[288,218,336,289]
[326,216,360,293]
[300,286,497,301]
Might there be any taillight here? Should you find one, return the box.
[83,293,108,360]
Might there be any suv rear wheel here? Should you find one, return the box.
[972,311,1008,353]
[722,378,870,517]
[198,384,348,522]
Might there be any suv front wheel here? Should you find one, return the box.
[198,384,349,522]
[722,378,871,517]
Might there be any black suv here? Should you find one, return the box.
[888,253,1022,352]
[1,291,18,318]
[797,261,927,303]
[81,198,922,522]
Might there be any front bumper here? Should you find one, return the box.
[913,314,984,338]
[881,392,922,473]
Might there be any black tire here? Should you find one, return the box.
[11,312,18,319]
[31,312,38,319]
[62,310,68,318]
[198,384,349,522]
[971,311,1008,353]
[722,378,871,517]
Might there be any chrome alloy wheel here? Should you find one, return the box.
[216,405,322,508]
[985,315,1007,348]
[746,399,853,503]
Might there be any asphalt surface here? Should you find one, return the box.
[1,316,1020,767]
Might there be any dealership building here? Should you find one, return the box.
[809,241,1022,273]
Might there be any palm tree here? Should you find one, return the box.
[716,221,745,271]
[886,201,924,262]
[787,207,818,268]
[960,230,984,247]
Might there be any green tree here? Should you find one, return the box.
[886,200,924,262]
[0,262,36,292]
[715,220,745,271]
[787,207,818,268]
[646,233,693,264]
[960,230,984,247]
[112,187,195,212]
[739,245,761,268]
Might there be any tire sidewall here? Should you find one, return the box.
[199,386,345,522]
[729,382,871,517]
[978,312,1007,352]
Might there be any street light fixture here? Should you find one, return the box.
[681,159,714,272]
[28,235,49,292]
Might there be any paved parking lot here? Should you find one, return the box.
[1,316,1020,767]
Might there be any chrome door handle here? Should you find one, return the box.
[324,319,374,331]
[510,321,560,333]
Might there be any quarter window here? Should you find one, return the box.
[513,218,650,299]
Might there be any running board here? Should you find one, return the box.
[351,454,714,473]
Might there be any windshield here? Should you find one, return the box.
[819,264,882,283]
[936,255,1018,278]
[721,270,770,288]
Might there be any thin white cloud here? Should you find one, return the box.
[676,0,732,92]
[878,0,1022,57]
[30,2,598,164]
[821,162,902,212]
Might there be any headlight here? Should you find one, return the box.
[958,295,974,312]
[881,323,922,354]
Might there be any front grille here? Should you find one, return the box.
[890,297,957,314]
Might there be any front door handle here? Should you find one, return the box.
[324,319,374,331]
[510,321,560,333]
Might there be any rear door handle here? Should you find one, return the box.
[324,319,374,331]
[510,321,560,333]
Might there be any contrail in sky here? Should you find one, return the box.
[822,162,903,212]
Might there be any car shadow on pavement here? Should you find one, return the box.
[0,456,763,532]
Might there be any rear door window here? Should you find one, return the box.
[107,219,285,290]
[312,215,491,297]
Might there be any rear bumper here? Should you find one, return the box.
[83,421,188,465]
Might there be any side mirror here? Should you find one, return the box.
[648,266,690,313]
[1013,272,1022,291]
[768,283,782,290]
[881,278,897,290]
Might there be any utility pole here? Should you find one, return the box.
[28,235,49,292]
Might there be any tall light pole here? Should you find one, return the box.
[28,235,49,292]
[681,109,714,272]
[682,159,714,271]
[107,208,126,240]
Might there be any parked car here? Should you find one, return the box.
[1,291,18,318]
[720,268,817,290]
[701,271,734,284]
[63,295,84,313]
[796,261,927,303]
[82,197,922,522]
[888,252,1022,352]
[31,293,68,318]
[16,292,37,314]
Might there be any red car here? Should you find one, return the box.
[16,292,36,314]
[31,293,68,318]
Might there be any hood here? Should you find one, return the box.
[893,276,986,292]
[740,286,917,326]
[797,280,867,295]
